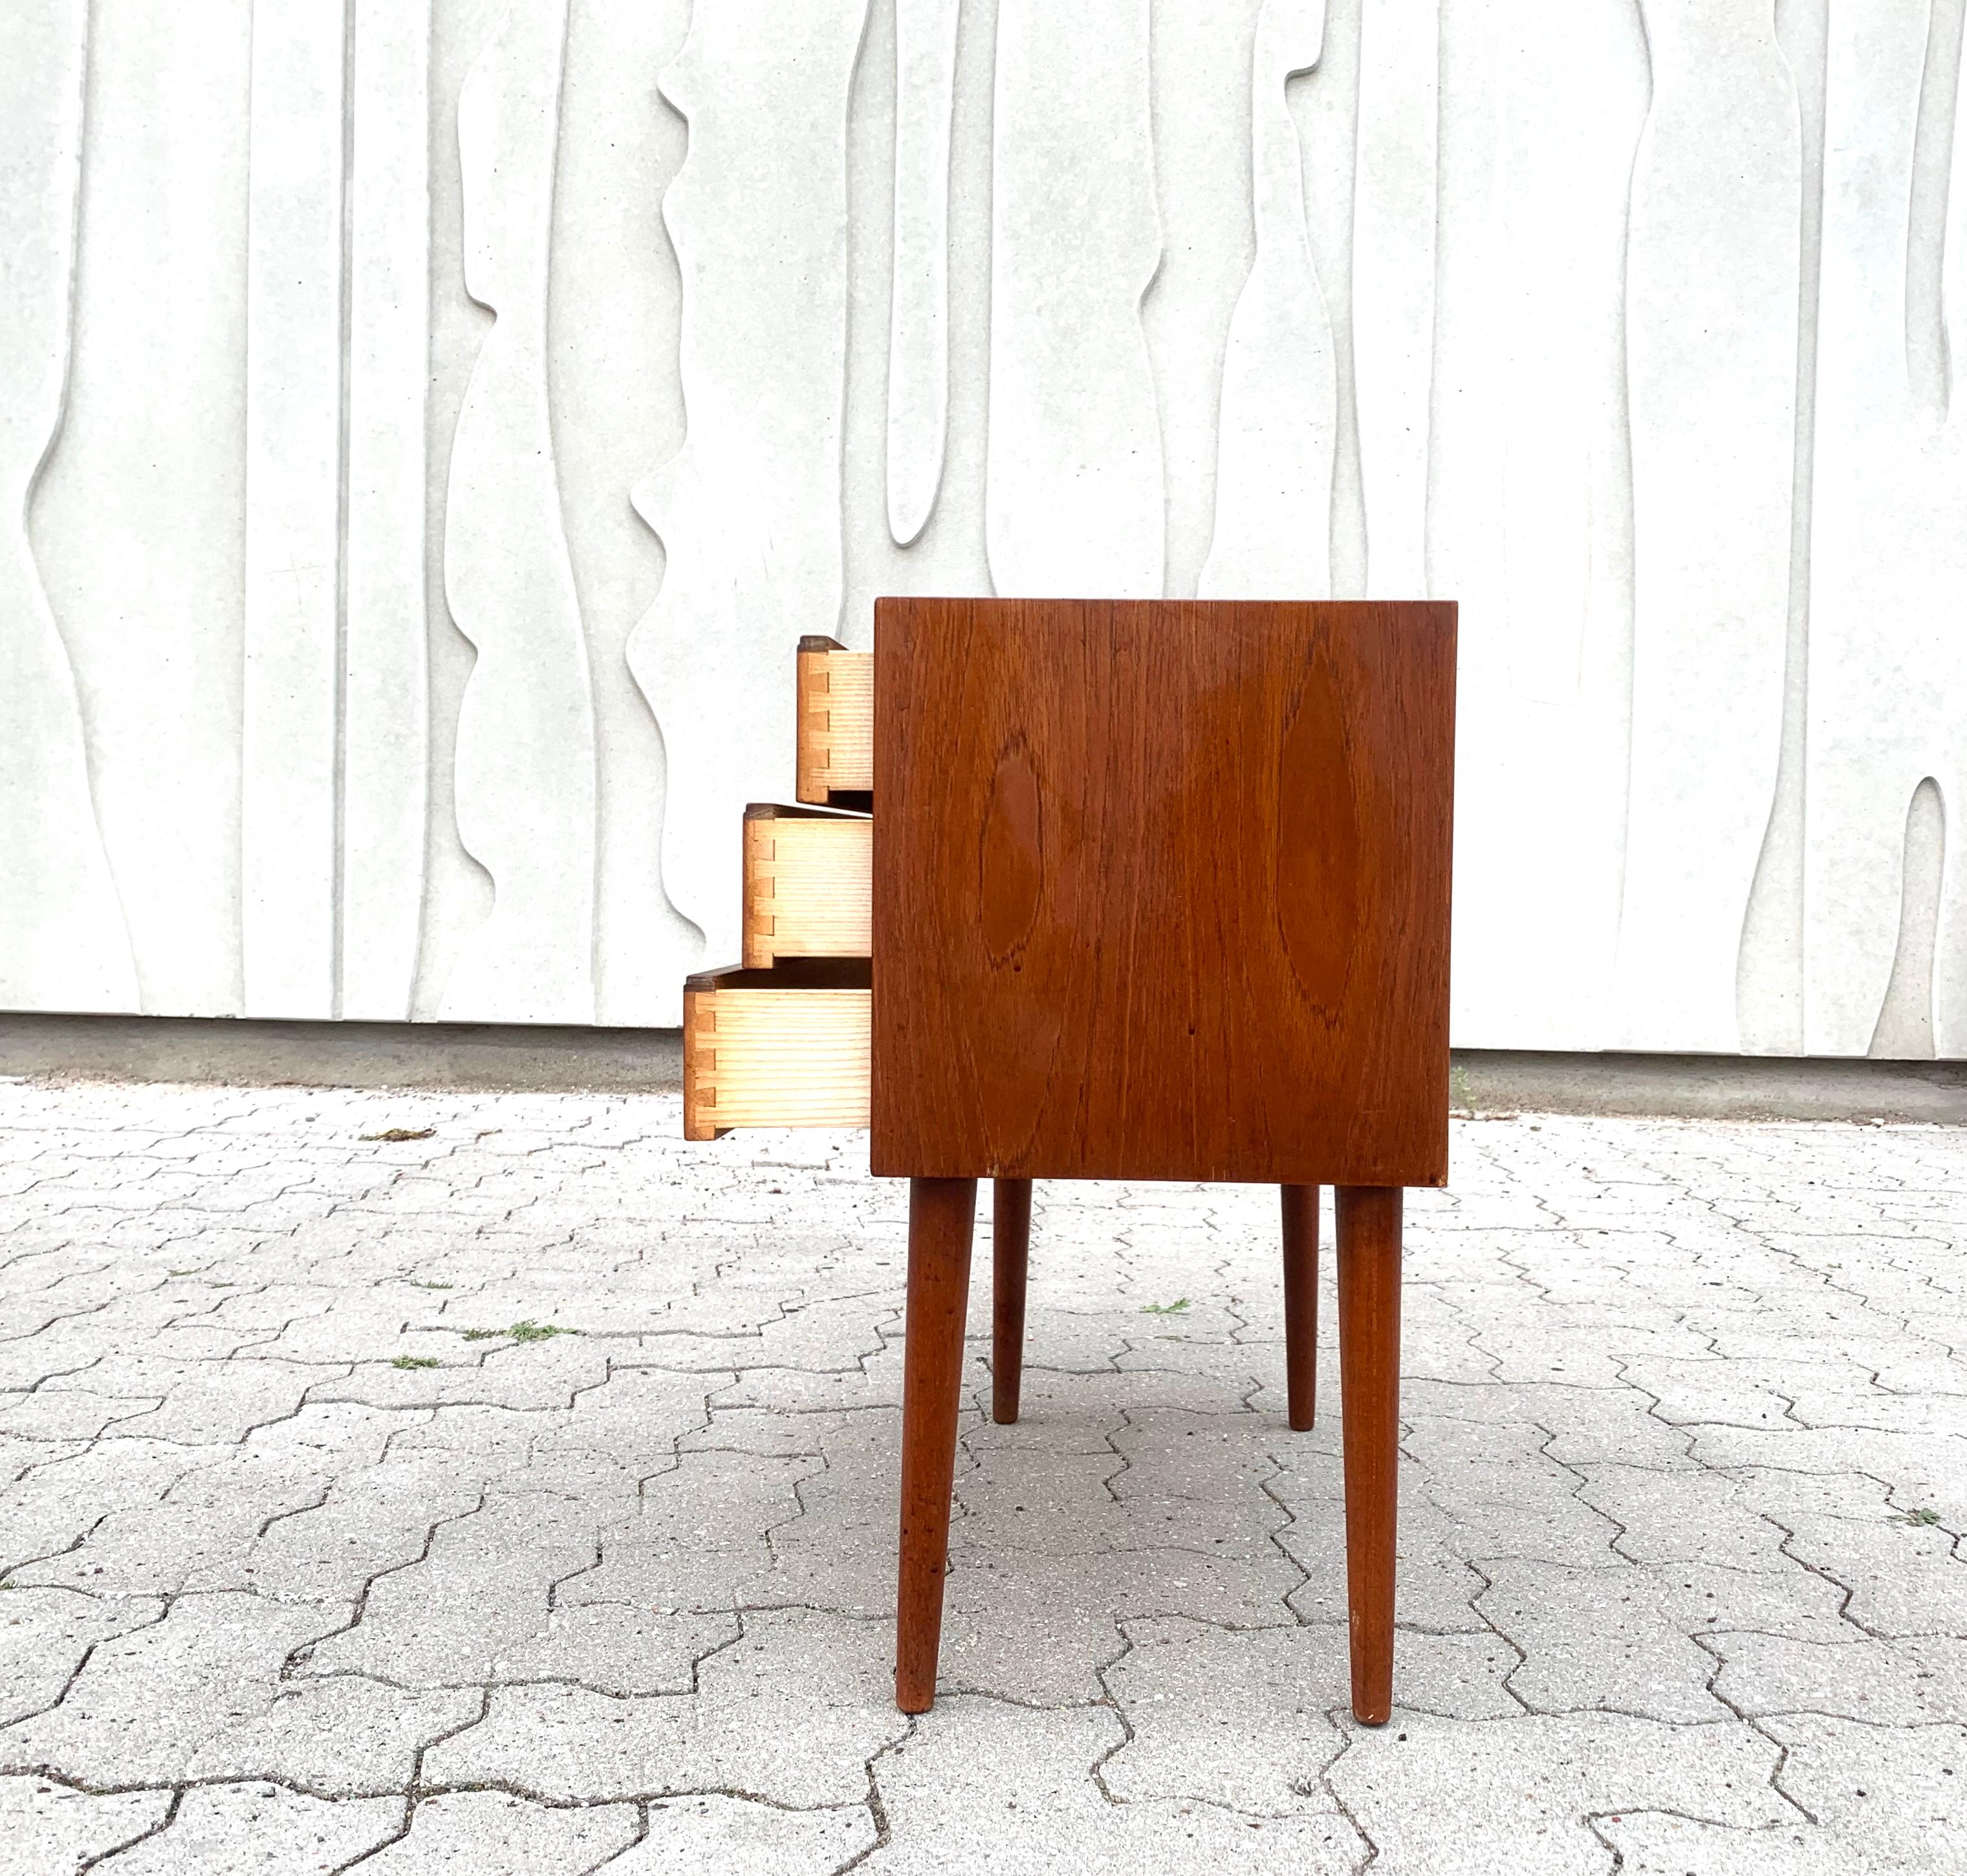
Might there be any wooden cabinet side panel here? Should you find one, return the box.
[871,597,1456,1186]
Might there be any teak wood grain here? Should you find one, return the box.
[990,1178,1032,1425]
[870,598,1457,1187]
[895,1176,975,1713]
[1281,1183,1319,1432]
[1336,1185,1403,1725]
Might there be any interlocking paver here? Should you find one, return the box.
[0,1439,215,1575]
[90,1782,402,1873]
[0,1388,160,1444]
[346,1791,637,1873]
[1276,1474,1494,1634]
[572,1447,818,1612]
[1721,1716,1967,1873]
[0,1082,1959,1867]
[1105,1616,1514,1811]
[0,1777,170,1875]
[1327,1713,1795,1875]
[241,1448,481,1603]
[425,1611,909,1805]
[0,1592,475,1793]
[1779,1508,1967,1636]
[1710,1629,1967,1722]
[1600,1814,1844,1875]
[0,1589,162,1727]
[306,1489,735,1691]
[1475,1558,1743,1720]
[864,1698,1362,1872]
[1404,1417,1625,1566]
[603,1795,874,1873]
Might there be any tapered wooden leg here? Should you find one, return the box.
[1336,1185,1402,1726]
[895,1177,977,1714]
[1280,1184,1319,1431]
[992,1179,1032,1424]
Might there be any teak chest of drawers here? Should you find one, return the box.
[682,597,1457,1725]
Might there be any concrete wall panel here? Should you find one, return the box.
[3,0,1957,1053]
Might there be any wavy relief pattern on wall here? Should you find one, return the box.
[627,1,870,965]
[0,0,135,1013]
[5,0,1964,1055]
[1142,0,1265,603]
[887,0,964,549]
[440,0,598,1022]
[548,0,695,1029]
[342,0,433,1021]
[242,0,347,1018]
[1434,0,1649,1051]
[1614,0,1801,1053]
[28,2,252,1017]
[1198,0,1336,601]
[1353,0,1435,599]
[987,0,1164,598]
[1808,0,1967,1058]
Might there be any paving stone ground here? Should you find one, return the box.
[0,1078,1962,1873]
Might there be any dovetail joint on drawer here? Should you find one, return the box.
[742,804,873,969]
[796,635,873,807]
[682,959,872,1140]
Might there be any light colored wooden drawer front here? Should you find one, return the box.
[683,959,871,1140]
[796,635,873,804]
[743,805,873,968]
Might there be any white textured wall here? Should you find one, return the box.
[1,0,1962,1054]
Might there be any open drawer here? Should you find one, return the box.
[796,635,873,807]
[682,958,871,1140]
[743,804,872,968]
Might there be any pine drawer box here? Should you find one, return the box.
[796,635,873,807]
[681,958,871,1141]
[742,805,872,967]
